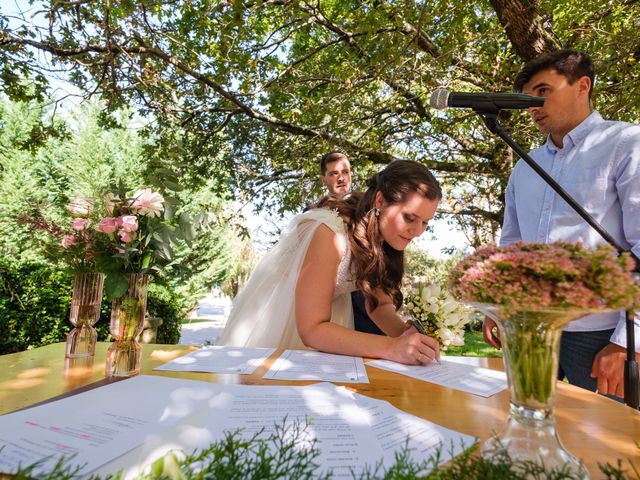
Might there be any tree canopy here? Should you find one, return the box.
[2,0,639,245]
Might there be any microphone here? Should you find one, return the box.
[430,87,544,112]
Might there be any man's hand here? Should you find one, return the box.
[591,343,640,398]
[482,317,502,349]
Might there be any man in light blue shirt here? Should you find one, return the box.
[483,49,640,399]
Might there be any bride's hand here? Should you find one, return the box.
[388,331,440,365]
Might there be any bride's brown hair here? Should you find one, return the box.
[316,160,442,311]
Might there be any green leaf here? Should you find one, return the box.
[104,272,129,300]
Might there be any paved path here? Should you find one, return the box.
[178,293,231,346]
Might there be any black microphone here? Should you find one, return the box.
[430,87,544,112]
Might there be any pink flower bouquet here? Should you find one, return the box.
[448,241,639,315]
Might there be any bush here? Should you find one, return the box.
[0,260,73,354]
[146,280,184,345]
[0,260,185,354]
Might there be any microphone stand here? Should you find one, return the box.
[478,109,639,409]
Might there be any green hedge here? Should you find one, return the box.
[0,260,184,354]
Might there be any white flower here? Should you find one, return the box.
[442,297,459,315]
[131,188,165,217]
[451,332,465,346]
[443,313,460,326]
[67,196,93,216]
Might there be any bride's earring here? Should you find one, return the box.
[375,208,380,217]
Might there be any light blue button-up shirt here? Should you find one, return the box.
[501,111,640,349]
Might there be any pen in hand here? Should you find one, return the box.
[410,319,442,365]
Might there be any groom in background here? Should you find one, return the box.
[315,152,385,336]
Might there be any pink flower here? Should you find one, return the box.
[96,217,118,234]
[67,196,93,216]
[61,235,76,248]
[118,229,133,243]
[118,215,138,233]
[71,218,90,231]
[131,188,164,217]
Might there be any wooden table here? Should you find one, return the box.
[1,342,639,476]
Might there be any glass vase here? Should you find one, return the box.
[105,273,149,377]
[475,303,599,478]
[65,272,104,358]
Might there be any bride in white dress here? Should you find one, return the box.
[218,160,443,365]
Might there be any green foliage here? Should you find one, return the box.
[443,331,502,358]
[404,248,464,286]
[11,424,639,479]
[146,280,185,345]
[0,260,72,354]
[0,96,250,351]
[3,1,640,244]
[0,259,184,354]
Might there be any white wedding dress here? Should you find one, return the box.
[217,208,357,349]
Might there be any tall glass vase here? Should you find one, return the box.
[65,272,104,358]
[105,273,149,377]
[475,303,600,479]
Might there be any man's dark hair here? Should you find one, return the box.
[514,49,595,98]
[320,151,349,174]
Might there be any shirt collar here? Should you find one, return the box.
[544,111,603,153]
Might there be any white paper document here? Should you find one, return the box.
[153,345,275,374]
[263,349,369,383]
[367,357,507,397]
[0,376,221,476]
[0,376,474,478]
[351,390,475,469]
[202,383,379,478]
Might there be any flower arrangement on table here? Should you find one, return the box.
[92,185,183,300]
[447,241,639,316]
[19,185,183,295]
[403,281,472,349]
[446,241,640,472]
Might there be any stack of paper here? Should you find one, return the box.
[0,375,475,478]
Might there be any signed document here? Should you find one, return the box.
[366,357,507,397]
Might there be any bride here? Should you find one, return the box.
[218,160,442,365]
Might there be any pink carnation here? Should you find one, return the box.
[96,217,118,234]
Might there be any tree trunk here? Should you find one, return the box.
[489,0,560,61]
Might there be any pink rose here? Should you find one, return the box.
[118,215,138,233]
[96,217,118,234]
[118,229,133,243]
[131,188,165,217]
[71,218,90,231]
[61,235,76,248]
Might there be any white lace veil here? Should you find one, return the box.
[217,208,354,349]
